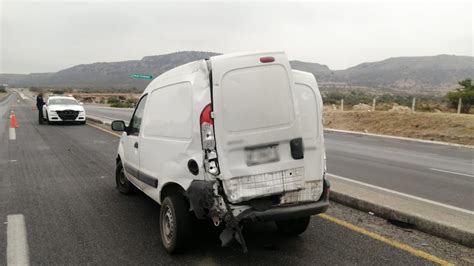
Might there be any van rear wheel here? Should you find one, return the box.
[160,194,192,253]
[275,216,310,236]
[115,161,134,194]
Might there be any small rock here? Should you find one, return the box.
[368,212,374,216]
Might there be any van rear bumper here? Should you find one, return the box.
[238,198,329,222]
[238,179,330,222]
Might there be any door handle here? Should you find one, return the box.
[134,142,139,149]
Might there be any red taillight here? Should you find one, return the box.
[200,103,213,125]
[260,56,275,63]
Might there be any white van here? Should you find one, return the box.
[111,51,329,253]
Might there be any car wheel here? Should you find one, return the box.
[115,161,135,194]
[160,194,192,254]
[275,216,311,236]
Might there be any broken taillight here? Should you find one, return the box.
[200,103,220,175]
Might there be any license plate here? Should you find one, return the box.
[245,144,279,166]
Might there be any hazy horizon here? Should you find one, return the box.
[1,0,472,74]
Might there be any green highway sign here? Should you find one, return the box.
[131,74,154,80]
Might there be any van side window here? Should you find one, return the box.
[130,94,148,135]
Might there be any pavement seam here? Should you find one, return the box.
[319,214,454,266]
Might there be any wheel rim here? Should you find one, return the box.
[119,168,127,185]
[162,206,174,245]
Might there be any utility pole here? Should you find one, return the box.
[411,97,416,112]
[457,98,462,114]
[340,99,344,111]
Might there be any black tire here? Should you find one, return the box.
[115,161,135,194]
[275,216,311,236]
[160,194,192,254]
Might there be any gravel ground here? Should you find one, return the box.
[325,201,474,265]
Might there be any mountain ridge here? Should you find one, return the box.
[1,51,472,93]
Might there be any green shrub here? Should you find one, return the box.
[110,102,134,108]
[446,79,473,113]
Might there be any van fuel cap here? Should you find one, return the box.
[188,159,199,176]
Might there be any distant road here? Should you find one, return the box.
[85,105,474,211]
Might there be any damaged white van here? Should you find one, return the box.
[111,51,329,253]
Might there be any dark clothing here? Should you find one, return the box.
[37,96,45,123]
[36,96,45,110]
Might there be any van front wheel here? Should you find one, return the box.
[275,216,310,236]
[160,194,192,253]
[115,161,134,194]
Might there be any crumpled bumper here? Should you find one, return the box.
[237,178,330,222]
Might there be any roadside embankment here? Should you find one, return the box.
[324,110,474,145]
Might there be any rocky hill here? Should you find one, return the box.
[1,52,472,93]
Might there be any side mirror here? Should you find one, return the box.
[111,120,126,132]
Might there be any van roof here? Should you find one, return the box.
[209,50,285,62]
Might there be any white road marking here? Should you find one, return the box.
[7,214,30,266]
[429,168,474,178]
[9,128,16,140]
[328,173,474,215]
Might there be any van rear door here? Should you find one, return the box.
[210,52,305,203]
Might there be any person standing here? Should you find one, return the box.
[36,93,45,124]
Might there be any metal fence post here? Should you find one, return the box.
[372,98,376,111]
[457,98,462,114]
[340,99,344,111]
[411,97,416,112]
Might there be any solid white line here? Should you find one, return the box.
[327,173,474,215]
[7,214,30,266]
[325,128,474,149]
[9,128,16,140]
[429,168,474,178]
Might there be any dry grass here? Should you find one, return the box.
[324,110,474,145]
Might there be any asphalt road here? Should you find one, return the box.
[0,94,436,264]
[84,105,474,211]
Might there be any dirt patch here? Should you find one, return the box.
[324,110,474,145]
[388,104,412,113]
[352,103,372,111]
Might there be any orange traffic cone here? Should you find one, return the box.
[10,111,19,128]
